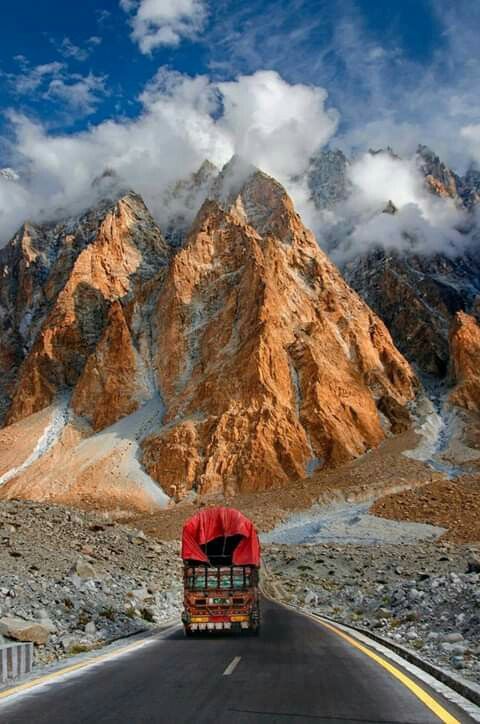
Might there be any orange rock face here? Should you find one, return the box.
[71,301,152,430]
[142,167,417,498]
[5,193,168,425]
[0,163,418,510]
[449,311,480,412]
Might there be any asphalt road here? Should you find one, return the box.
[0,598,474,724]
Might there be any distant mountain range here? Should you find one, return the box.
[0,145,479,512]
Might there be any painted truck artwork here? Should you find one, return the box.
[181,507,261,635]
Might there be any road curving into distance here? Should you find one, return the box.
[0,597,476,723]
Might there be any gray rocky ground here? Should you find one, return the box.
[2,498,480,689]
[0,501,182,668]
[263,542,480,683]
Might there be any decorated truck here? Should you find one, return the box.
[181,507,261,635]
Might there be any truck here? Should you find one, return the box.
[181,506,261,636]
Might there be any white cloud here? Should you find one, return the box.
[9,62,64,94]
[3,57,108,118]
[348,153,424,211]
[217,71,339,181]
[0,69,338,243]
[312,151,472,264]
[461,125,480,165]
[0,61,473,268]
[44,73,108,115]
[51,36,101,62]
[121,0,207,53]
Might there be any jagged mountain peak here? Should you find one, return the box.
[0,158,418,509]
[207,156,299,238]
[0,187,169,426]
[91,167,130,204]
[161,159,220,248]
[211,154,259,202]
[307,147,351,210]
[368,146,401,160]
[193,159,218,182]
[415,144,461,201]
[168,155,291,241]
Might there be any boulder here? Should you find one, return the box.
[0,617,50,645]
[466,557,480,574]
[71,559,97,579]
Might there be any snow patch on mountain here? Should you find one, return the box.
[0,396,70,487]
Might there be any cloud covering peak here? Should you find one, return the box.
[0,69,338,243]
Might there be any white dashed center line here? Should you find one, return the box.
[223,656,241,676]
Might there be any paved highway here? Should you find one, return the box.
[0,598,475,723]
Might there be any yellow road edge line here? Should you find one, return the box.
[261,586,461,724]
[0,627,177,703]
[316,616,460,724]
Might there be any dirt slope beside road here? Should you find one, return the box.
[132,431,439,540]
[371,477,480,543]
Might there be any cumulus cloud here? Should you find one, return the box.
[121,0,207,53]
[0,69,338,243]
[217,71,339,181]
[209,0,480,176]
[0,60,474,267]
[348,153,424,211]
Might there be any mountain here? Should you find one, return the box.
[449,311,480,413]
[1,192,169,427]
[416,144,464,203]
[307,149,351,210]
[160,160,219,248]
[0,159,416,511]
[309,145,480,379]
[344,249,480,377]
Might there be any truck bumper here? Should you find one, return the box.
[183,607,260,633]
[188,621,248,631]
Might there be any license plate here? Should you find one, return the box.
[212,597,228,604]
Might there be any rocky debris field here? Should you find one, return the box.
[0,501,182,669]
[132,431,437,541]
[371,477,480,543]
[263,541,480,683]
[260,500,445,546]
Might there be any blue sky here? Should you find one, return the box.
[0,0,479,245]
[0,0,453,134]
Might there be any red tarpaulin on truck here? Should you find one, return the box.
[181,507,261,566]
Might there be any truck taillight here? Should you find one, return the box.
[232,598,245,605]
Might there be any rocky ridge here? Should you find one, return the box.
[0,192,169,426]
[309,145,480,382]
[0,158,417,511]
[141,160,416,498]
[449,312,480,413]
